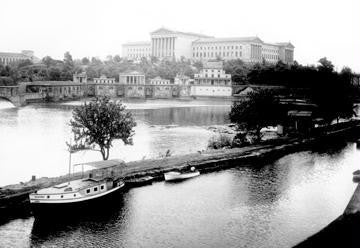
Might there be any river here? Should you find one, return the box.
[0,99,230,186]
[0,99,359,248]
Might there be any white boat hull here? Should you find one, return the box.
[164,171,200,181]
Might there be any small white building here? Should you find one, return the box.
[191,61,232,97]
[94,75,116,84]
[150,76,171,85]
[174,74,194,85]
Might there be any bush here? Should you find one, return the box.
[231,132,250,148]
[208,134,233,149]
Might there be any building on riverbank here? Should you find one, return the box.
[119,71,146,98]
[191,61,232,97]
[93,75,116,84]
[73,72,87,83]
[24,81,86,101]
[122,27,295,64]
[0,50,38,66]
[94,75,118,96]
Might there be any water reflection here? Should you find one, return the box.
[30,195,127,248]
[0,143,358,248]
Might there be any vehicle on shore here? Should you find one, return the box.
[29,159,125,216]
[164,167,200,182]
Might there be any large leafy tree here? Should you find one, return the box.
[69,97,137,160]
[229,90,283,141]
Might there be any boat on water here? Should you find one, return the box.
[29,159,125,216]
[125,176,154,188]
[164,167,200,182]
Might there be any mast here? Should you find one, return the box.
[68,140,72,184]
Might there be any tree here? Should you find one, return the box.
[317,57,334,73]
[229,90,283,141]
[81,57,90,65]
[69,97,137,160]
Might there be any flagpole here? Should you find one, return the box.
[68,139,72,185]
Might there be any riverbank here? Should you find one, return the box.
[1,120,360,221]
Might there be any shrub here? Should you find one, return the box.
[208,134,233,149]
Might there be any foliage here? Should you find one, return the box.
[207,134,233,149]
[69,96,136,160]
[231,132,250,148]
[229,90,283,141]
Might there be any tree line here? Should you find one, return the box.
[0,52,202,86]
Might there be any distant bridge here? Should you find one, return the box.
[0,85,41,107]
[0,85,25,107]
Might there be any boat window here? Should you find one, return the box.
[100,185,104,190]
[94,187,98,192]
[61,195,64,198]
[47,195,50,198]
[73,194,76,197]
[86,189,90,194]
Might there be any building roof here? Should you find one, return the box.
[0,52,29,58]
[120,70,145,75]
[193,36,264,44]
[25,81,82,86]
[274,42,295,48]
[150,27,212,38]
[122,41,151,46]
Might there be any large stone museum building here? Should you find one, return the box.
[122,28,294,64]
[0,50,37,65]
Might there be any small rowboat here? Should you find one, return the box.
[125,176,154,187]
[164,167,200,182]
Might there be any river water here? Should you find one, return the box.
[0,99,359,248]
[0,99,230,186]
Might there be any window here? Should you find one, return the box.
[61,195,64,198]
[86,189,90,194]
[74,194,77,197]
[94,187,98,192]
[47,195,50,198]
[100,185,104,190]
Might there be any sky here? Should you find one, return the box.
[1,0,359,72]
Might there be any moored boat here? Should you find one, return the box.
[125,176,154,188]
[29,159,125,216]
[164,167,200,182]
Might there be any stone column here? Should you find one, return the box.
[165,38,168,57]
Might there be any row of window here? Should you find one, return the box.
[127,48,151,52]
[150,81,171,85]
[94,79,116,84]
[47,86,81,94]
[193,45,243,50]
[44,184,105,199]
[263,48,279,54]
[193,51,243,58]
[86,185,105,194]
[263,54,279,60]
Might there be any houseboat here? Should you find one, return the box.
[29,159,125,216]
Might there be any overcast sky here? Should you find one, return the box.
[1,0,359,72]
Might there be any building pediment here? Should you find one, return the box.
[150,28,176,35]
